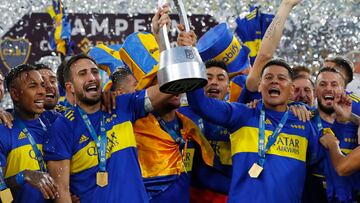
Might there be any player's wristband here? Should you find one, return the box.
[15,171,25,185]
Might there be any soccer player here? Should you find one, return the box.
[34,64,60,111]
[0,64,58,202]
[291,75,315,106]
[187,57,320,202]
[304,68,360,203]
[110,68,137,95]
[186,60,232,202]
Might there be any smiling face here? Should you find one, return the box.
[38,68,59,110]
[11,70,46,117]
[67,58,102,106]
[258,65,294,111]
[315,71,345,114]
[205,66,229,100]
[292,77,315,106]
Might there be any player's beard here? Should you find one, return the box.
[317,100,334,115]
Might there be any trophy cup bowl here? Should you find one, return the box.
[157,45,207,94]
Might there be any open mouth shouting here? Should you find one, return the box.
[268,87,281,97]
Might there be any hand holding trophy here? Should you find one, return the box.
[156,0,207,94]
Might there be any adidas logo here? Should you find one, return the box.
[18,132,27,140]
[79,135,89,144]
[265,119,272,125]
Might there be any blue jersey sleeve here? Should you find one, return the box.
[237,83,262,104]
[44,115,74,161]
[0,125,11,167]
[116,90,146,123]
[186,88,248,130]
[307,120,324,165]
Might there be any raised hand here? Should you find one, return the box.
[320,132,340,149]
[334,93,352,123]
[176,24,197,47]
[151,4,171,37]
[282,0,302,7]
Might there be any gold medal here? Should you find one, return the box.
[96,172,108,187]
[0,188,13,203]
[248,163,263,178]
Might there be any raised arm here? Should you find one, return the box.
[246,0,301,92]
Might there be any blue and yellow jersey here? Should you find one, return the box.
[347,91,360,116]
[187,88,320,203]
[179,106,232,195]
[324,121,360,202]
[237,83,261,104]
[43,91,149,203]
[0,111,58,203]
[134,111,214,202]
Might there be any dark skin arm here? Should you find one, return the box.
[47,160,71,203]
[5,169,58,200]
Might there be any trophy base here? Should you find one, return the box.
[159,78,208,94]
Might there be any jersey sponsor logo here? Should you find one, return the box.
[70,121,136,173]
[210,140,232,165]
[231,126,308,162]
[183,148,195,172]
[5,144,43,178]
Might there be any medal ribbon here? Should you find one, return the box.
[78,108,107,172]
[14,115,47,172]
[258,102,289,167]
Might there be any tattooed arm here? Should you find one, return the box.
[246,0,301,92]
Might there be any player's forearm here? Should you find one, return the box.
[327,141,352,176]
[246,2,295,92]
[187,88,232,127]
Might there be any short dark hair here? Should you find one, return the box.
[5,64,37,90]
[110,68,133,90]
[315,67,346,87]
[324,55,353,84]
[63,53,98,82]
[293,74,314,88]
[56,59,69,89]
[205,59,228,73]
[292,65,311,76]
[260,58,294,80]
[34,63,52,71]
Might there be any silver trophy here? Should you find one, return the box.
[157,0,207,94]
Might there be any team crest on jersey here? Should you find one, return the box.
[0,37,31,74]
[18,132,27,140]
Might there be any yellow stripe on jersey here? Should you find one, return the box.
[210,141,232,165]
[230,126,308,162]
[70,121,136,174]
[5,144,43,178]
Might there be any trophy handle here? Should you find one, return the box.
[173,0,190,32]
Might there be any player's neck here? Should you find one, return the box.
[319,110,336,124]
[77,101,101,114]
[158,109,177,122]
[14,107,40,121]
[263,102,288,112]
